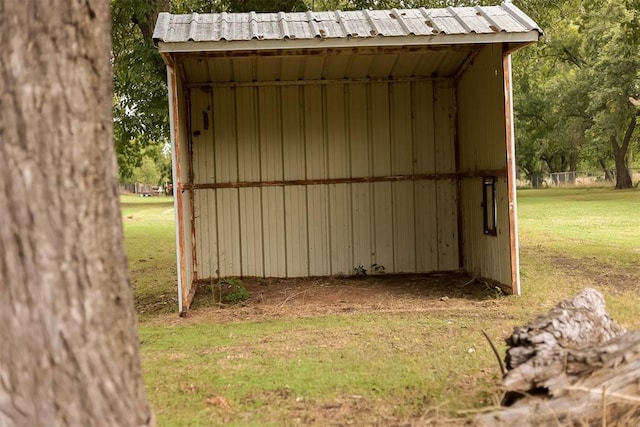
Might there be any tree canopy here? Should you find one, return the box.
[514,0,639,187]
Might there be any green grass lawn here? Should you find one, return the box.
[121,195,178,316]
[517,188,640,264]
[126,188,640,425]
[515,188,640,327]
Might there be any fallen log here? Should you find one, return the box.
[477,288,640,426]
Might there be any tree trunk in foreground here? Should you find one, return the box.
[477,288,640,426]
[0,1,154,426]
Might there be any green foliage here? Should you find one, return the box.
[131,156,161,185]
[226,0,307,12]
[112,0,171,180]
[125,142,172,185]
[220,278,249,303]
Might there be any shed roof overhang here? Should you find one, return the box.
[154,4,542,77]
[158,43,517,86]
[156,30,539,55]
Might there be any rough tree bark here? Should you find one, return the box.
[0,1,154,426]
[477,289,640,426]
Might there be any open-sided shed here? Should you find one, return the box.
[153,3,541,315]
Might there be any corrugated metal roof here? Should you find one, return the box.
[153,3,541,46]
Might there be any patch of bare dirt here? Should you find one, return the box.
[176,272,503,324]
[552,256,640,294]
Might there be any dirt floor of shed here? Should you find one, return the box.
[184,272,503,323]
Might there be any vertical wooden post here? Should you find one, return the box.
[167,62,189,314]
[503,52,521,296]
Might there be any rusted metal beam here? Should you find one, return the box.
[177,44,478,60]
[159,52,175,67]
[185,281,199,313]
[169,66,189,315]
[183,170,507,190]
[184,88,198,282]
[186,75,445,89]
[453,48,481,84]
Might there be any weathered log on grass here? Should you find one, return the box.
[477,288,640,426]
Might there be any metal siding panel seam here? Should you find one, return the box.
[303,85,329,275]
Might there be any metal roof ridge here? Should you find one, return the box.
[278,11,291,39]
[188,12,199,41]
[447,6,473,34]
[305,10,322,38]
[333,10,351,37]
[418,8,441,34]
[501,2,542,33]
[248,11,260,40]
[362,9,381,36]
[220,12,229,41]
[152,12,171,41]
[391,8,414,35]
[474,5,500,33]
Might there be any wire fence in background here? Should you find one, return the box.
[518,169,639,188]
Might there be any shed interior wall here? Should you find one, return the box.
[188,79,460,278]
[457,44,512,286]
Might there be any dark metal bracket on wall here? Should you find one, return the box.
[482,176,498,236]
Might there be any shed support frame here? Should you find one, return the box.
[164,45,526,315]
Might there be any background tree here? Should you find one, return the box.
[512,0,588,185]
[131,143,173,186]
[581,0,639,188]
[112,0,170,180]
[0,1,154,425]
[514,0,639,188]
